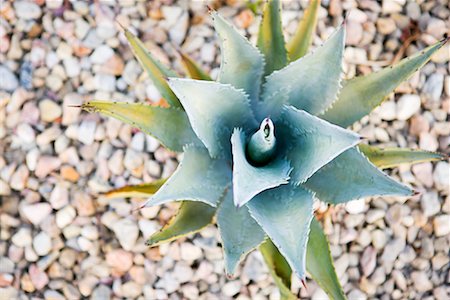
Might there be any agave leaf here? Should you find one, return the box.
[359,144,447,169]
[123,28,181,108]
[216,190,266,276]
[303,147,414,204]
[257,0,288,76]
[307,218,346,300]
[247,184,314,280]
[211,10,265,107]
[261,25,345,119]
[144,145,231,207]
[146,201,216,247]
[231,128,291,207]
[260,239,297,300]
[81,101,199,152]
[321,38,448,127]
[287,0,321,61]
[104,179,167,198]
[179,51,213,81]
[168,78,258,158]
[279,106,360,184]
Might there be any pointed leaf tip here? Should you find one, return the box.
[359,144,448,169]
[247,185,314,280]
[146,201,216,247]
[80,101,198,152]
[212,10,265,107]
[257,0,288,76]
[287,0,321,61]
[322,39,446,127]
[259,239,297,300]
[304,147,414,204]
[123,29,181,108]
[104,179,167,199]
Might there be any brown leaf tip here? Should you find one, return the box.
[301,278,308,290]
[412,190,422,196]
[440,33,449,45]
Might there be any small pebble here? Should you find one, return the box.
[33,232,52,256]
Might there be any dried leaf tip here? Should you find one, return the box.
[439,34,449,45]
[412,190,422,196]
[342,11,350,26]
[301,278,308,290]
[115,20,126,31]
[133,203,146,212]
[206,5,214,13]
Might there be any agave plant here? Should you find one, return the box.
[82,1,448,299]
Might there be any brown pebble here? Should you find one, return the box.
[60,165,80,182]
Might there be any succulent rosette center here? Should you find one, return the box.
[247,118,276,165]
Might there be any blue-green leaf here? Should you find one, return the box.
[247,184,314,280]
[168,78,257,158]
[257,0,288,76]
[211,10,265,107]
[307,218,346,300]
[123,28,181,108]
[261,25,345,119]
[217,190,266,276]
[321,39,448,127]
[279,106,360,184]
[260,239,297,300]
[303,147,414,204]
[81,101,199,152]
[147,201,216,246]
[231,128,291,207]
[144,146,231,207]
[359,144,447,169]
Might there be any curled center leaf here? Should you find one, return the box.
[247,118,277,165]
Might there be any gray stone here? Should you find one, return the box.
[112,218,139,251]
[90,45,114,64]
[0,66,19,92]
[56,205,76,228]
[78,120,96,145]
[94,74,116,92]
[14,1,42,19]
[12,228,32,247]
[421,191,441,217]
[433,215,450,237]
[21,203,52,226]
[396,94,421,120]
[423,73,444,103]
[63,57,81,78]
[411,271,433,292]
[33,231,52,256]
[433,162,449,192]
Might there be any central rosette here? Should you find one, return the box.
[247,118,277,166]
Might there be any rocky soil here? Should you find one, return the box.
[0,0,449,299]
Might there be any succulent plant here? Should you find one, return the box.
[82,1,448,299]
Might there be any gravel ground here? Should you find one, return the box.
[0,0,449,299]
